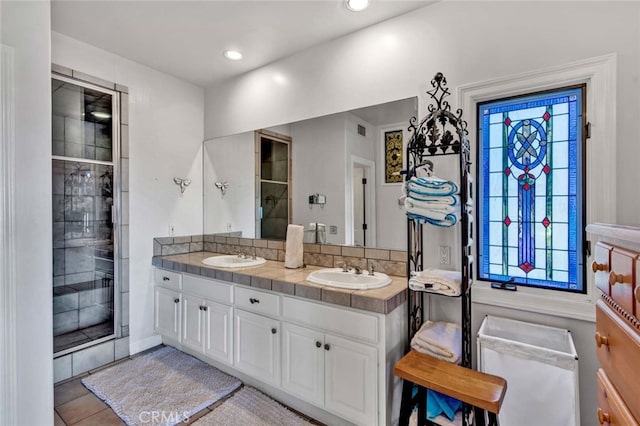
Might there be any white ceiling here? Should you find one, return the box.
[51,0,434,88]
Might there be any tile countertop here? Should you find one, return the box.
[152,251,407,315]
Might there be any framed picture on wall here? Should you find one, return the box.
[384,129,403,183]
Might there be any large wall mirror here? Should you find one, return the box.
[203,97,417,251]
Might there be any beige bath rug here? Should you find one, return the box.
[195,386,314,425]
[82,346,241,426]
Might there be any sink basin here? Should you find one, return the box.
[306,268,391,290]
[201,255,266,268]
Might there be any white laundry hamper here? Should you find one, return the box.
[477,315,579,426]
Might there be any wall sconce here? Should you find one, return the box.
[215,181,229,196]
[173,177,191,194]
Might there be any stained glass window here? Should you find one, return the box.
[477,86,585,292]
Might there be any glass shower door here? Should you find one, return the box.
[52,76,118,355]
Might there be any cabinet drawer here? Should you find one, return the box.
[235,286,280,317]
[635,259,640,321]
[154,268,182,290]
[593,242,613,295]
[183,274,233,305]
[596,300,640,421]
[283,296,378,344]
[609,248,637,315]
[597,369,639,426]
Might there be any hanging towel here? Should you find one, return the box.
[410,320,462,364]
[409,268,462,296]
[284,224,304,269]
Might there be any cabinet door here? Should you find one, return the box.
[203,300,233,365]
[324,334,377,426]
[154,286,181,341]
[182,294,204,352]
[282,323,324,406]
[234,309,280,387]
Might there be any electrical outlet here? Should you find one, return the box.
[226,222,232,232]
[169,224,175,236]
[329,225,338,235]
[439,245,451,265]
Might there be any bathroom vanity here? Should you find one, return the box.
[152,251,407,426]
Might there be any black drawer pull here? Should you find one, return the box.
[202,306,208,311]
[249,298,260,304]
[173,298,179,304]
[271,328,277,334]
[324,343,331,351]
[163,276,170,281]
[315,341,322,348]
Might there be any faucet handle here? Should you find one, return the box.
[368,262,376,276]
[341,262,350,272]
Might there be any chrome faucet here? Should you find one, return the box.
[354,265,363,275]
[368,263,376,276]
[342,262,351,272]
[251,247,257,260]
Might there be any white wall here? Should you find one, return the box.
[52,32,205,353]
[1,1,53,424]
[203,132,255,236]
[204,3,640,424]
[375,122,412,251]
[291,113,347,244]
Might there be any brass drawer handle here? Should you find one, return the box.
[591,261,607,273]
[595,332,609,348]
[609,271,624,287]
[597,407,610,424]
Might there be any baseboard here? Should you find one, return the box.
[129,335,162,355]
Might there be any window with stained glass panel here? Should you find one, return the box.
[477,86,585,292]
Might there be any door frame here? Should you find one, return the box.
[346,155,376,247]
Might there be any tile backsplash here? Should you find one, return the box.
[153,234,407,277]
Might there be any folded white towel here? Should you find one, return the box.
[409,268,462,296]
[284,224,304,269]
[407,192,459,206]
[404,198,459,221]
[407,176,458,196]
[410,320,462,364]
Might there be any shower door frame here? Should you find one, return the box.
[51,74,121,357]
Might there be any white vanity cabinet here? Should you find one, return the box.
[180,275,234,365]
[154,286,182,342]
[282,323,377,426]
[182,294,233,365]
[282,297,379,425]
[153,267,406,426]
[233,286,281,387]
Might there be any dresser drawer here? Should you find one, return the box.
[235,286,280,317]
[635,259,640,320]
[593,242,613,295]
[597,368,639,426]
[154,268,182,290]
[596,300,640,421]
[183,274,233,305]
[609,248,637,315]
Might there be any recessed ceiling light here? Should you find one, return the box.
[223,50,243,61]
[91,111,111,119]
[345,0,370,12]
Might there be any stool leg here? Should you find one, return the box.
[398,380,414,426]
[417,387,426,426]
[488,412,499,426]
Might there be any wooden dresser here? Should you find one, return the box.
[587,223,640,426]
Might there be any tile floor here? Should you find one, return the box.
[54,348,323,425]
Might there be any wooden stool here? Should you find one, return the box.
[394,350,507,426]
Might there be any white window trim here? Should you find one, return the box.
[0,43,17,426]
[458,54,617,322]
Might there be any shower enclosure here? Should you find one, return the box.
[52,76,119,355]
